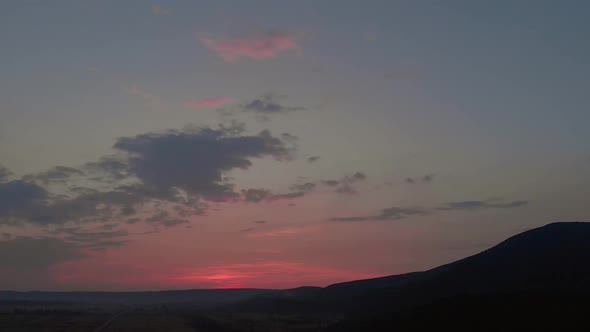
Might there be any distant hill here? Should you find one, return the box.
[321,222,590,331]
[324,222,590,305]
[227,222,590,315]
[322,271,425,298]
[0,288,274,304]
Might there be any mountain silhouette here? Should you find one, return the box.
[321,222,590,331]
[324,221,590,304]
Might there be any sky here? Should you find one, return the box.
[0,0,589,291]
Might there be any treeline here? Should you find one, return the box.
[10,308,89,315]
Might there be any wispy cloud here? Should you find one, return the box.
[329,198,528,222]
[184,97,233,108]
[240,94,305,114]
[320,172,367,194]
[24,166,85,185]
[405,174,435,184]
[241,188,306,203]
[329,206,428,222]
[240,171,368,205]
[200,32,300,62]
[436,199,528,211]
[267,191,306,202]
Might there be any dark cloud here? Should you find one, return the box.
[143,210,190,228]
[289,182,316,192]
[284,172,368,197]
[0,168,145,226]
[334,185,356,194]
[322,172,366,186]
[307,156,320,163]
[240,94,306,115]
[405,174,435,184]
[351,172,367,181]
[160,219,190,227]
[379,207,429,219]
[321,172,367,194]
[0,165,12,182]
[19,189,144,225]
[422,174,435,183]
[70,187,100,195]
[329,197,527,222]
[266,191,305,201]
[63,230,128,243]
[242,188,272,203]
[0,123,299,229]
[24,166,85,185]
[253,220,267,224]
[437,199,529,211]
[112,125,292,201]
[329,206,428,222]
[281,133,299,143]
[83,156,130,181]
[0,181,48,222]
[242,188,306,203]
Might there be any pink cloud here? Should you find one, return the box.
[200,32,300,62]
[184,97,233,108]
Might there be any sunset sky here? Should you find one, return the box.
[1,1,589,291]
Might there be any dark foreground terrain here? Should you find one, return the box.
[1,222,589,331]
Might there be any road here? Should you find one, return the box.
[92,308,129,332]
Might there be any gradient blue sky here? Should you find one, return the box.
[0,1,589,290]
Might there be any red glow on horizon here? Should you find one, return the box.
[170,261,378,289]
[49,257,379,290]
